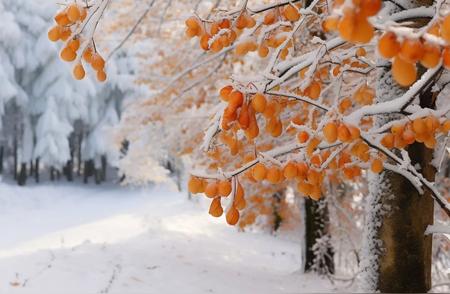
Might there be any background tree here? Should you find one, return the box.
[0,0,140,184]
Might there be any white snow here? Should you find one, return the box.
[425,224,450,236]
[0,182,333,294]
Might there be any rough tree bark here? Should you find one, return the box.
[381,83,436,292]
[361,130,435,292]
[359,3,435,288]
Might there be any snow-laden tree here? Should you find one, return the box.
[34,95,73,168]
[0,0,141,184]
[0,2,21,127]
[0,0,93,181]
[116,121,171,185]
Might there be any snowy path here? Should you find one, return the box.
[0,183,333,294]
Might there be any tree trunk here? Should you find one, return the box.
[83,162,89,184]
[50,167,55,181]
[361,155,434,292]
[84,160,94,184]
[64,160,74,181]
[166,159,182,191]
[77,130,83,176]
[303,197,334,275]
[35,158,40,183]
[17,163,27,186]
[359,52,434,292]
[272,191,283,232]
[0,146,3,174]
[380,80,435,293]
[65,134,75,181]
[13,133,18,180]
[378,162,434,292]
[29,160,34,177]
[95,169,101,184]
[68,161,74,181]
[101,155,107,182]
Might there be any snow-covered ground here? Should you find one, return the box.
[0,182,334,294]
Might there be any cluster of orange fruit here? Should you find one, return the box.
[219,79,326,143]
[192,109,424,226]
[48,3,107,82]
[188,177,245,225]
[185,3,301,58]
[323,0,381,44]
[244,141,382,199]
[324,11,450,88]
[380,116,450,150]
[251,161,321,200]
[201,114,450,223]
[220,86,310,143]
[295,121,361,158]
[189,175,295,229]
[376,13,450,87]
[378,32,450,87]
[185,16,238,52]
[236,4,302,58]
[219,86,267,140]
[205,118,386,214]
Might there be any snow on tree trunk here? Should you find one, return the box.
[359,54,434,293]
[296,192,334,275]
[303,197,334,275]
[359,171,384,291]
